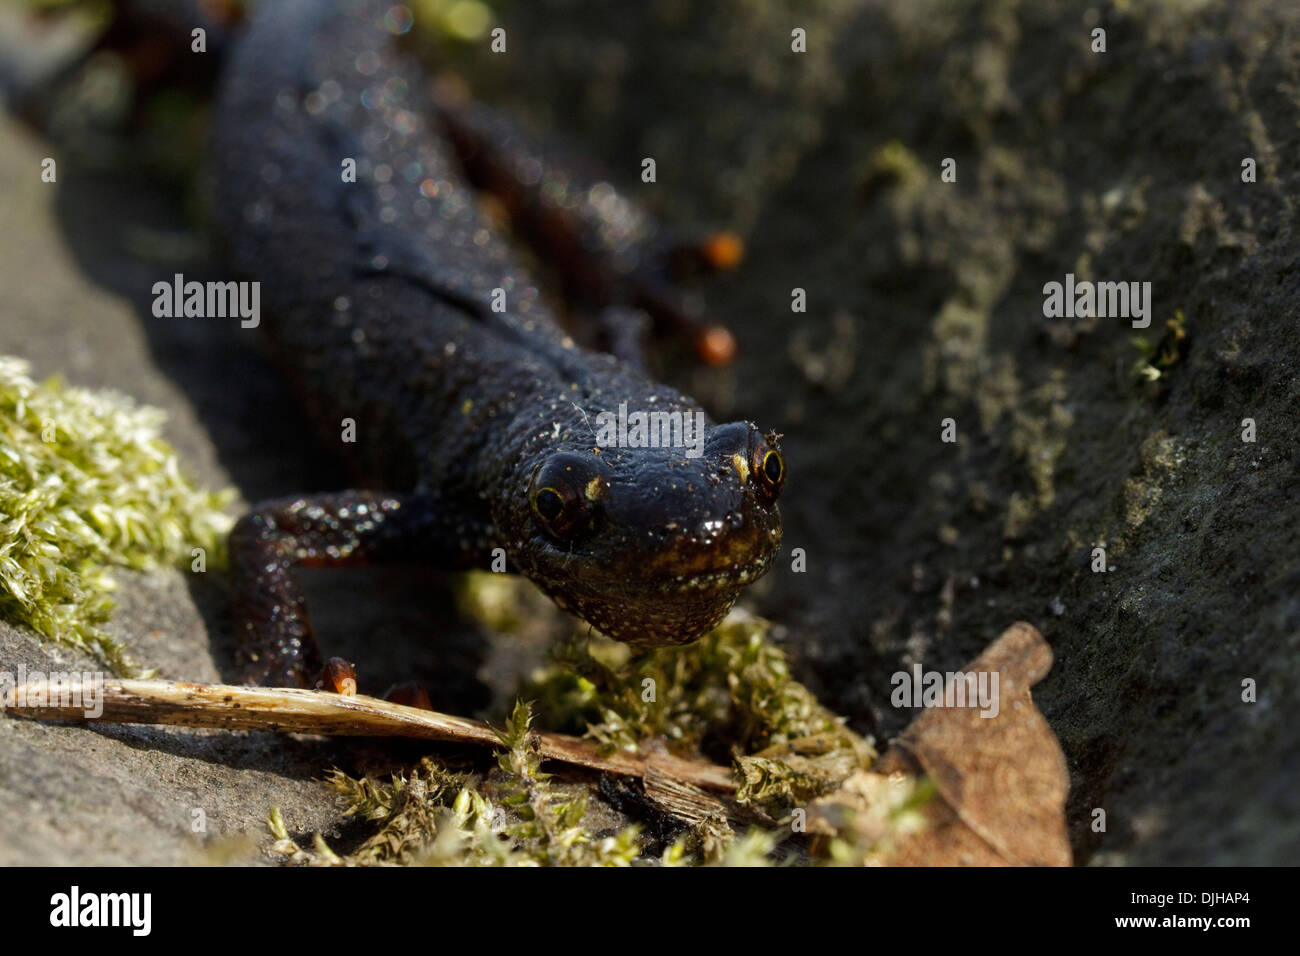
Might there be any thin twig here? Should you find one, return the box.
[1,677,737,793]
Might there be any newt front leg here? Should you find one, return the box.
[229,491,469,688]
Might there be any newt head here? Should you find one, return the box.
[501,420,784,645]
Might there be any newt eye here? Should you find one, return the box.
[528,453,603,540]
[763,450,783,484]
[752,435,785,499]
[534,487,565,523]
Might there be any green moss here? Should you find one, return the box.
[268,697,825,867]
[521,612,878,822]
[1132,309,1190,383]
[734,752,844,813]
[269,702,642,867]
[520,613,874,762]
[273,616,891,866]
[663,825,781,868]
[0,357,233,674]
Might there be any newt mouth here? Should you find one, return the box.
[652,554,776,594]
[533,548,777,646]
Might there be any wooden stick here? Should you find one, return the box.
[1,677,737,793]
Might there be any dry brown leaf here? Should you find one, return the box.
[880,621,1070,865]
[811,621,1070,866]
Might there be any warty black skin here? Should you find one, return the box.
[211,0,784,687]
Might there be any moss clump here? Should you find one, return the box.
[269,622,925,866]
[0,357,232,674]
[268,700,808,868]
[265,613,891,867]
[521,612,873,760]
[520,612,875,818]
[269,702,642,867]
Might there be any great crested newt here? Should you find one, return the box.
[211,0,784,689]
